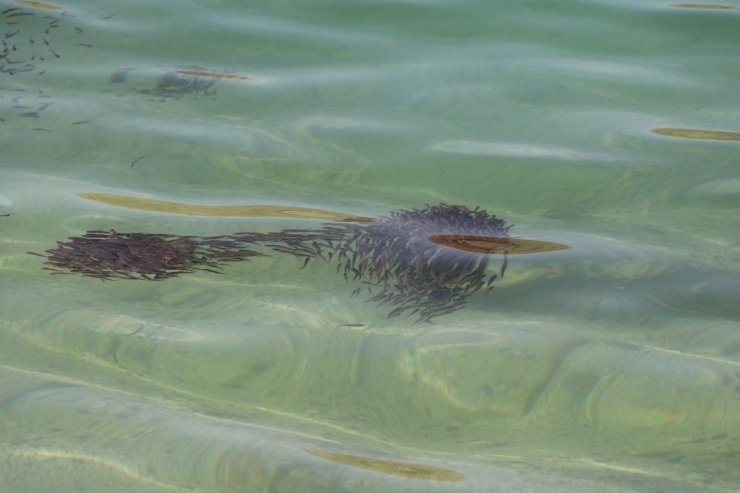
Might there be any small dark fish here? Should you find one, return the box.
[130,156,143,169]
[4,30,19,39]
[74,43,92,48]
[71,120,91,125]
[127,325,145,337]
[32,128,51,132]
[6,12,34,18]
[19,112,39,117]
[387,307,405,318]
[74,27,82,33]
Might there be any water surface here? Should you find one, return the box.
[2,0,740,491]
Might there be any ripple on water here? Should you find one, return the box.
[543,341,740,431]
[690,177,740,208]
[0,193,13,217]
[1,369,608,491]
[401,328,586,416]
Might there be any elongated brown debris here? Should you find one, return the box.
[31,205,559,323]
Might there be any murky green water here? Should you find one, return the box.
[2,0,740,491]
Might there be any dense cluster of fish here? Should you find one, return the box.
[31,204,512,323]
[30,231,267,280]
[261,204,512,323]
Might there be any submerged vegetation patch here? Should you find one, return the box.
[30,204,568,323]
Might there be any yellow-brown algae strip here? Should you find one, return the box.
[15,0,61,10]
[669,3,738,9]
[651,128,740,140]
[177,70,251,81]
[307,450,466,481]
[78,192,374,222]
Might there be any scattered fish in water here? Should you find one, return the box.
[31,204,569,323]
[1,0,98,121]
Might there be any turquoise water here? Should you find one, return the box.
[2,0,740,491]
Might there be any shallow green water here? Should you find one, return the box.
[2,0,740,491]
